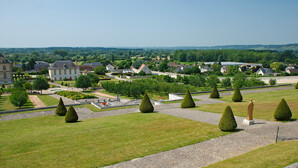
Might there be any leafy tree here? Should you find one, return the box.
[65,106,78,122]
[211,63,221,73]
[39,68,48,75]
[13,78,27,89]
[247,77,265,87]
[210,85,220,98]
[206,75,220,87]
[132,60,144,69]
[274,99,292,121]
[232,73,247,88]
[158,61,169,72]
[191,66,201,74]
[86,73,100,86]
[219,106,237,131]
[139,93,154,113]
[23,82,32,92]
[138,71,146,76]
[240,66,247,72]
[55,98,67,116]
[28,58,36,70]
[75,75,91,90]
[270,62,285,71]
[232,86,243,102]
[94,66,107,75]
[33,76,49,94]
[9,88,28,108]
[54,49,68,58]
[181,90,195,108]
[220,77,232,88]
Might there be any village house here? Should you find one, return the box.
[0,54,13,84]
[48,60,80,81]
[200,65,213,73]
[220,66,228,74]
[256,68,273,76]
[132,64,152,74]
[106,64,115,72]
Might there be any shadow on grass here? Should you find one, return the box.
[221,128,243,133]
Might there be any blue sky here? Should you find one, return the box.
[0,0,297,47]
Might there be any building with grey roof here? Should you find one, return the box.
[0,54,13,84]
[48,60,80,81]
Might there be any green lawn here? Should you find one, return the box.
[0,113,230,168]
[206,141,298,168]
[98,90,134,100]
[0,95,34,111]
[55,80,76,87]
[37,95,59,106]
[195,89,298,121]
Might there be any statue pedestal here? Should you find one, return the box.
[243,119,254,125]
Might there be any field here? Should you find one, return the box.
[0,95,34,111]
[37,95,59,106]
[195,89,298,121]
[0,113,230,168]
[206,141,298,168]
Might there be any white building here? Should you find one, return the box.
[48,61,80,81]
[256,68,273,76]
[106,64,115,71]
[132,64,152,74]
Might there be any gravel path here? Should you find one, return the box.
[28,95,46,108]
[93,89,116,99]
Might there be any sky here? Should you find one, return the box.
[0,0,298,48]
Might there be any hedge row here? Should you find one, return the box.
[56,91,96,100]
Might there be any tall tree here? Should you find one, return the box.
[9,88,28,109]
[75,75,91,90]
[33,76,49,95]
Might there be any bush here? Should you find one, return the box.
[220,77,232,88]
[206,75,220,88]
[232,73,247,88]
[9,88,28,108]
[65,106,78,122]
[61,82,64,85]
[269,79,277,86]
[247,77,265,87]
[55,98,67,116]
[210,85,220,98]
[274,98,292,121]
[219,106,237,131]
[295,82,298,89]
[181,90,195,108]
[139,93,154,113]
[232,87,243,102]
[56,91,96,100]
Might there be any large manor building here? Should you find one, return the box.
[0,54,13,84]
[48,61,80,81]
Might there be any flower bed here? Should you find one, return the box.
[56,91,96,100]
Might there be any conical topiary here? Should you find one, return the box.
[210,85,220,98]
[295,82,298,89]
[274,98,292,121]
[219,106,237,131]
[232,86,243,102]
[181,90,195,108]
[139,93,154,113]
[55,98,67,116]
[65,106,78,122]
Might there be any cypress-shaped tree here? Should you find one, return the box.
[219,106,237,131]
[55,98,67,116]
[181,90,196,108]
[65,106,78,122]
[232,86,243,102]
[210,85,220,98]
[295,82,298,89]
[274,98,292,121]
[139,93,154,113]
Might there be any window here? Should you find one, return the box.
[69,69,71,74]
[59,70,61,75]
[4,72,7,79]
[3,66,6,70]
[54,70,56,75]
[64,69,66,75]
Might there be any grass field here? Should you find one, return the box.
[55,80,76,87]
[0,95,34,111]
[206,141,298,168]
[195,89,298,121]
[37,95,59,106]
[0,113,230,168]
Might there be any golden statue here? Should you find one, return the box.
[247,99,254,120]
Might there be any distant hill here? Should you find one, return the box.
[150,43,298,51]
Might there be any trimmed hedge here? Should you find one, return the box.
[55,98,67,116]
[210,85,220,98]
[232,87,243,102]
[274,98,292,121]
[181,90,195,108]
[139,93,154,113]
[65,106,78,122]
[219,106,237,131]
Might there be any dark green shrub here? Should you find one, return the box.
[232,87,243,102]
[139,93,154,113]
[269,79,277,86]
[65,106,78,122]
[219,106,237,131]
[210,85,220,98]
[61,82,64,85]
[295,82,298,89]
[55,98,67,116]
[274,98,292,121]
[181,90,195,108]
